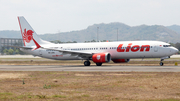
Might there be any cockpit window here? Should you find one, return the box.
[163,45,172,47]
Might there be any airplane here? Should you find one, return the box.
[16,16,179,66]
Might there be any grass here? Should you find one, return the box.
[0,92,13,96]
[0,71,180,100]
[53,95,66,98]
[81,94,90,97]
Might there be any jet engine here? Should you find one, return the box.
[92,53,111,63]
[112,59,130,63]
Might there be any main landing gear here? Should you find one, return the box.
[96,63,102,66]
[84,60,91,66]
[160,59,164,66]
[84,60,103,66]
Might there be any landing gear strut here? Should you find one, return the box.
[160,59,164,66]
[84,61,91,66]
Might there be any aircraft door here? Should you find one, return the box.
[154,46,158,52]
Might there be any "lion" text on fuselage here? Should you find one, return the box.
[117,43,150,52]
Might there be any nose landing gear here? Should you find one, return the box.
[159,56,170,66]
[160,59,164,66]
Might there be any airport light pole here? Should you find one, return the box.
[117,28,118,41]
[97,27,99,42]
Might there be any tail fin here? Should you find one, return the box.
[18,16,51,47]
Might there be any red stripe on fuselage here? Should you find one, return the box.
[18,17,26,46]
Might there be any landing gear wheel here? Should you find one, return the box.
[84,61,91,66]
[160,62,164,66]
[160,59,164,66]
[96,63,102,66]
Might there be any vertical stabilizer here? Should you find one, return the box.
[18,16,51,47]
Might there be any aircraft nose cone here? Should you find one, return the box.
[175,48,179,53]
[173,48,179,54]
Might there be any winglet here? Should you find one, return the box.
[32,38,41,51]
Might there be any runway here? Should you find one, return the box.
[0,65,180,72]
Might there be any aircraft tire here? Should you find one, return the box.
[96,63,102,66]
[160,62,164,66]
[84,61,90,66]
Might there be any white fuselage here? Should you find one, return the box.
[17,16,179,66]
[21,41,178,60]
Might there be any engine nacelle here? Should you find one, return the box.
[112,59,130,63]
[92,53,111,63]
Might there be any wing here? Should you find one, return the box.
[8,45,93,59]
[41,47,93,59]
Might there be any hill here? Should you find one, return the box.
[166,25,180,34]
[0,23,180,43]
[0,30,21,38]
[39,23,180,43]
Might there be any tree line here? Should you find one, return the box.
[1,48,25,55]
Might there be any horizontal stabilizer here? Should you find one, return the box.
[6,45,33,49]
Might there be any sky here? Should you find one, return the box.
[0,0,180,34]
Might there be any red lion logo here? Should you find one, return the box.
[23,29,34,43]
